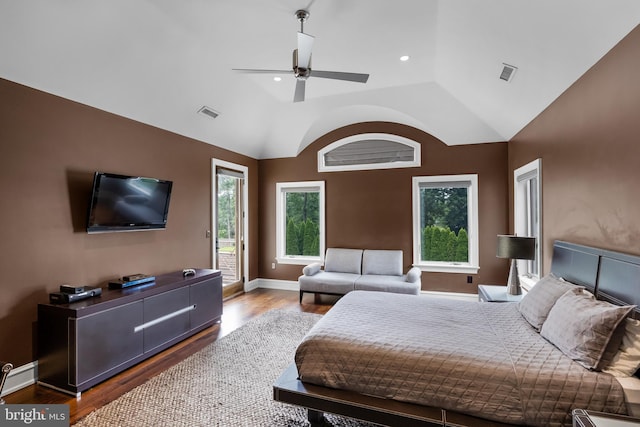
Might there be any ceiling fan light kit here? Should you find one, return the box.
[232,9,369,103]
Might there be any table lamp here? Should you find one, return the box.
[496,235,536,295]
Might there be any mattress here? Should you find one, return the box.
[295,291,627,427]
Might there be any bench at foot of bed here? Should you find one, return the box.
[273,364,514,427]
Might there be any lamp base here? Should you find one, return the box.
[506,259,522,295]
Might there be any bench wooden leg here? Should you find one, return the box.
[308,409,325,426]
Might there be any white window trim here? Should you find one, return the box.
[275,181,325,266]
[318,133,421,172]
[514,159,542,288]
[412,174,479,274]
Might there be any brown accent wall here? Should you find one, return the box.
[0,78,258,366]
[509,25,640,272]
[258,122,509,293]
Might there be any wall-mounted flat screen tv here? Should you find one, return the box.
[86,172,173,233]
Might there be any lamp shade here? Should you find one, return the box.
[496,235,536,260]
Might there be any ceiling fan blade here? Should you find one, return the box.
[294,79,306,103]
[297,32,314,69]
[232,68,292,74]
[311,70,369,83]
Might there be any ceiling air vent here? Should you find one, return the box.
[197,106,220,119]
[500,63,517,82]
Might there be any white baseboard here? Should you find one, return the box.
[1,361,37,398]
[244,278,260,292]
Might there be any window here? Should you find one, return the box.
[514,159,542,283]
[276,181,325,265]
[412,175,479,273]
[318,133,421,172]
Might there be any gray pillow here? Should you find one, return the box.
[303,263,322,276]
[540,288,635,370]
[517,273,583,330]
[405,267,421,283]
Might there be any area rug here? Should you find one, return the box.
[73,309,375,426]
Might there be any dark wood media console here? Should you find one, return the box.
[37,269,222,396]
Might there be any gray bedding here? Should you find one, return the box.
[295,291,627,426]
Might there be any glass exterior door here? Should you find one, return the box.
[216,169,244,297]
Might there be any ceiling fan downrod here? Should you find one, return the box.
[295,9,309,33]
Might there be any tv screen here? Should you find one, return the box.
[86,172,173,233]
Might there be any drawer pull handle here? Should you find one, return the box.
[134,305,196,333]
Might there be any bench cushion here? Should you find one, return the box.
[362,249,403,276]
[299,271,359,295]
[355,274,420,295]
[325,248,363,274]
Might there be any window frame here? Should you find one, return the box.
[412,174,479,274]
[275,181,325,266]
[514,159,542,288]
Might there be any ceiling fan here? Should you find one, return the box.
[233,10,369,103]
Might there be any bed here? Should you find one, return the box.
[273,241,640,426]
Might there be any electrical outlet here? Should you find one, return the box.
[271,262,276,269]
[467,275,473,284]
[205,230,211,238]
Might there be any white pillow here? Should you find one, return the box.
[604,318,640,377]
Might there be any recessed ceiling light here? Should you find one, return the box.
[274,76,282,82]
[400,55,410,62]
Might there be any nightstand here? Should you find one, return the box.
[478,284,524,302]
[573,409,640,426]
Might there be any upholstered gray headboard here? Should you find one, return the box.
[550,240,640,318]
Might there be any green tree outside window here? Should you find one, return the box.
[285,192,320,257]
[420,187,469,263]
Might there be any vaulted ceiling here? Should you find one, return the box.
[1,1,639,159]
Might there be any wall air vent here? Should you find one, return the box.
[500,64,517,82]
[197,106,220,119]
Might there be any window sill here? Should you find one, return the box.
[276,256,322,266]
[414,263,480,274]
[520,275,539,292]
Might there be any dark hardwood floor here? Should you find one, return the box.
[4,288,338,424]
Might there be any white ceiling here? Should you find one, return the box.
[1,1,639,159]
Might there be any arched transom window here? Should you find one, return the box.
[318,133,421,172]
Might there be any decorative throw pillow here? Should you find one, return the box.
[405,267,421,283]
[540,288,635,370]
[517,273,583,331]
[603,318,640,377]
[303,263,322,276]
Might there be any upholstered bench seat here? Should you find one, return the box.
[299,272,359,296]
[298,248,421,302]
[355,274,420,294]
